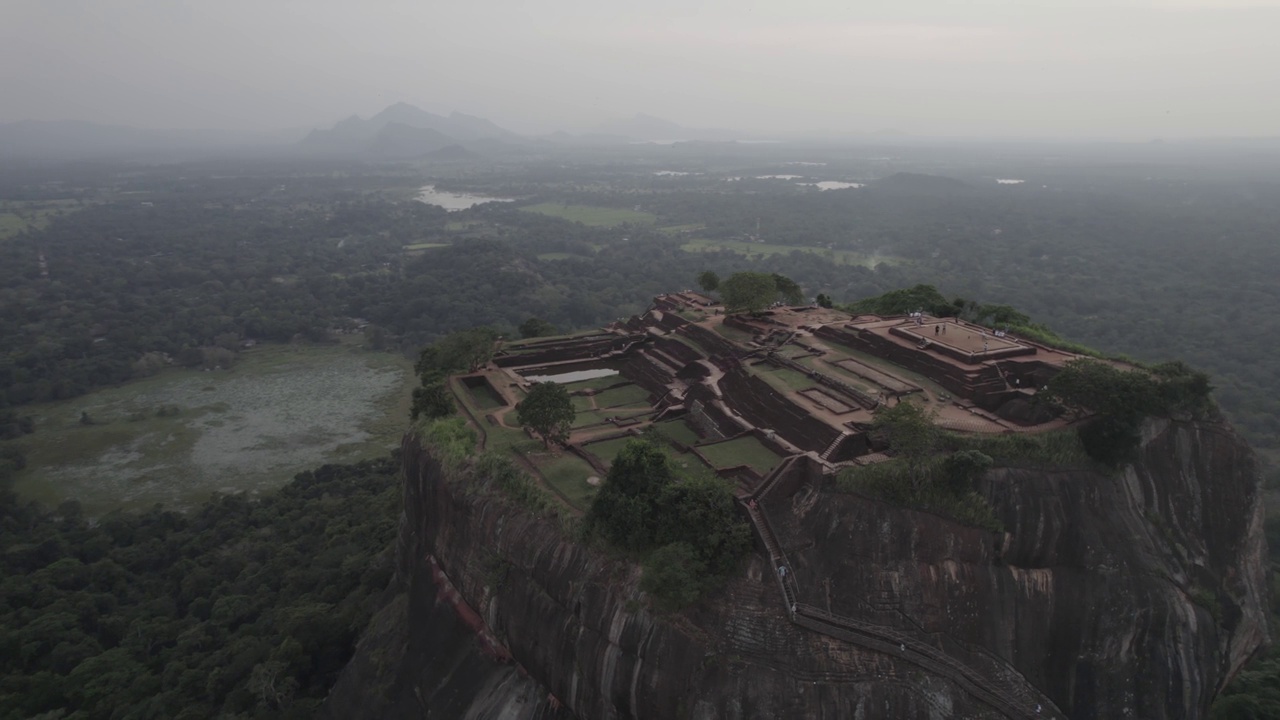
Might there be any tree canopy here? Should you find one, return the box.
[0,458,399,719]
[515,382,575,448]
[719,271,779,314]
[518,317,557,339]
[585,438,750,609]
[696,270,720,293]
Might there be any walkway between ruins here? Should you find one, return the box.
[742,471,1064,719]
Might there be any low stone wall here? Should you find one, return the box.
[815,326,1012,409]
[678,324,741,358]
[494,333,643,368]
[719,366,841,454]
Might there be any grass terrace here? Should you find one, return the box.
[572,407,650,429]
[526,450,598,510]
[750,363,818,393]
[818,339,952,399]
[652,418,701,446]
[592,384,651,408]
[714,322,756,344]
[697,435,783,474]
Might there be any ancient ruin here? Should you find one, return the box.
[451,291,1089,505]
[324,293,1267,720]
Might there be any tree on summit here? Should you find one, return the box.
[519,317,557,339]
[696,270,720,293]
[719,271,778,314]
[516,382,575,448]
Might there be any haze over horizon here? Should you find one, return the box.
[2,0,1278,140]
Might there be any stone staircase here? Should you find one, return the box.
[819,431,853,462]
[740,498,1064,719]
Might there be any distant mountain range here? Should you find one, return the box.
[298,102,525,157]
[0,104,751,161]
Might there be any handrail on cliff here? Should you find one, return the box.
[739,495,1063,719]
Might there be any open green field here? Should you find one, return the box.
[0,200,84,239]
[0,213,28,238]
[528,451,598,510]
[520,203,656,227]
[592,384,651,408]
[572,407,650,429]
[9,341,414,515]
[653,418,701,447]
[658,223,706,235]
[536,252,594,261]
[697,435,783,473]
[403,242,448,251]
[681,239,900,267]
[582,436,635,466]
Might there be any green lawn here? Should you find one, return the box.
[658,223,706,235]
[592,384,651,408]
[714,323,756,344]
[681,239,899,267]
[582,436,636,466]
[403,242,448,251]
[520,203,657,227]
[0,213,28,239]
[751,364,817,393]
[536,252,593,261]
[571,395,597,413]
[572,407,650,429]
[654,418,701,446]
[697,435,783,473]
[12,342,415,514]
[529,452,599,510]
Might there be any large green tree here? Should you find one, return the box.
[518,317,557,339]
[515,382,575,448]
[872,401,938,492]
[696,270,720,293]
[718,271,778,314]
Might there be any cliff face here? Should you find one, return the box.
[325,418,1267,719]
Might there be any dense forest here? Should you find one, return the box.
[0,457,398,719]
[5,153,1280,455]
[4,148,1280,715]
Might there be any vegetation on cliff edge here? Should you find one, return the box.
[585,437,752,610]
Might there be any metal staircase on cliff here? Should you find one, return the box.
[742,496,1064,720]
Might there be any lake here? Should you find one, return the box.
[10,343,414,515]
[799,181,865,191]
[417,185,515,211]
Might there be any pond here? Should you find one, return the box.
[524,367,619,384]
[10,343,413,515]
[416,184,515,211]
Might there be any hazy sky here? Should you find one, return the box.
[2,0,1278,138]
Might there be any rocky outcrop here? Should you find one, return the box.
[324,417,1267,719]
